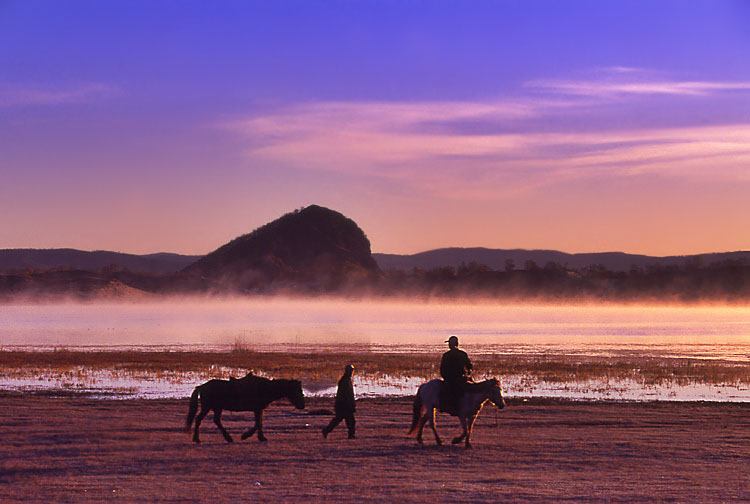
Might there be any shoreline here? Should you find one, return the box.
[3,348,750,402]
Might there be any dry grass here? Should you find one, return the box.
[482,355,750,386]
[1,349,749,386]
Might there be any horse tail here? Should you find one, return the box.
[185,387,200,433]
[408,389,423,435]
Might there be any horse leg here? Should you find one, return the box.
[416,410,430,444]
[255,411,267,442]
[429,408,442,446]
[192,405,210,444]
[240,411,259,440]
[465,414,478,449]
[213,408,233,443]
[453,415,468,446]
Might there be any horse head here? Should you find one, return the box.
[287,380,305,410]
[487,378,506,409]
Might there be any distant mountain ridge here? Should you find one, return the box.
[4,246,749,276]
[373,248,750,272]
[1,207,748,301]
[0,248,200,274]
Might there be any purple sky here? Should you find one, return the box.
[2,0,749,255]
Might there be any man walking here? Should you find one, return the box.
[322,364,356,439]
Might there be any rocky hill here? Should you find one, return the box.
[181,205,381,292]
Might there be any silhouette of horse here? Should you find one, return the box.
[408,378,505,448]
[185,372,305,443]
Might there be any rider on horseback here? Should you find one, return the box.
[439,335,473,415]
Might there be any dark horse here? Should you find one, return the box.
[408,378,505,448]
[185,372,305,443]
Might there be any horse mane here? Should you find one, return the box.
[472,378,499,392]
[272,378,302,390]
[220,373,301,401]
[230,373,300,390]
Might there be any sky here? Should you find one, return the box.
[1,0,749,256]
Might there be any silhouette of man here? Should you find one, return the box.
[322,364,356,439]
[440,335,473,414]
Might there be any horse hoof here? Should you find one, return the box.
[193,439,200,444]
[258,436,268,442]
[241,433,251,440]
[226,437,234,443]
[451,438,462,445]
[465,443,473,449]
[436,440,443,446]
[417,439,423,445]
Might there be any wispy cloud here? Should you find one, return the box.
[529,79,750,97]
[0,82,118,107]
[223,70,750,199]
[527,67,750,97]
[233,99,549,141]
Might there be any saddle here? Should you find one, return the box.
[438,380,461,416]
[227,372,262,409]
[438,377,478,416]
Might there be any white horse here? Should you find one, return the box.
[408,378,505,448]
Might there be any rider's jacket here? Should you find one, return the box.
[440,348,473,384]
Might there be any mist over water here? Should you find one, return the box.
[2,299,748,358]
[2,299,749,400]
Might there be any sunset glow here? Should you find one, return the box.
[2,1,748,256]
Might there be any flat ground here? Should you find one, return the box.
[0,396,748,502]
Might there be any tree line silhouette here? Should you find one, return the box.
[2,257,748,303]
[375,257,750,303]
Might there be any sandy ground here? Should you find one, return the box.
[1,396,749,502]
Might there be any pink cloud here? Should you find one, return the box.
[221,69,750,200]
[225,97,750,199]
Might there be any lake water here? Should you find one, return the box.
[1,300,749,401]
